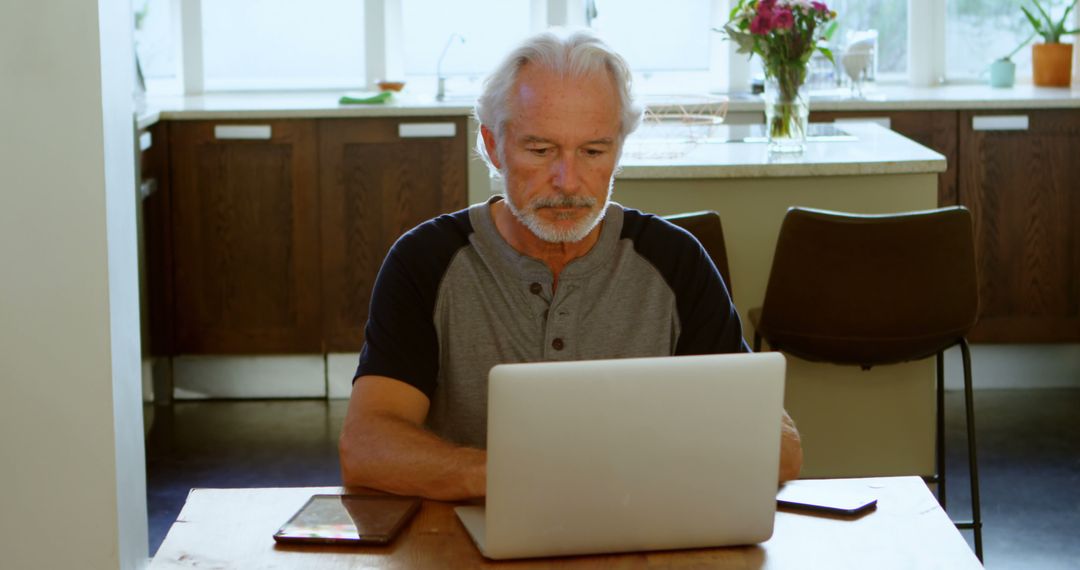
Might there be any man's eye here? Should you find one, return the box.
[527,147,552,156]
[584,148,606,157]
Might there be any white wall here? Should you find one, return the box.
[0,1,148,568]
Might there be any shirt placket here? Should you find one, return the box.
[542,282,578,360]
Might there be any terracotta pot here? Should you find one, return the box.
[1032,43,1073,87]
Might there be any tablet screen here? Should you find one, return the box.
[273,494,421,545]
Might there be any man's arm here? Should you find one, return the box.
[339,375,486,500]
[778,409,804,483]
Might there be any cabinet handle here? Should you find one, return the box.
[399,122,457,138]
[972,115,1029,131]
[140,178,158,200]
[833,117,891,129]
[214,125,272,140]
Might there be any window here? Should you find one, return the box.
[590,0,712,72]
[202,0,365,90]
[401,0,531,94]
[145,0,1073,96]
[133,0,178,91]
[828,0,908,77]
[589,0,720,93]
[946,0,1050,80]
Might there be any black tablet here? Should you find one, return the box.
[273,494,421,545]
[776,482,878,516]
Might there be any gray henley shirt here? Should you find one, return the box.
[356,197,748,447]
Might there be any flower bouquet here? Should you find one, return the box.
[721,0,837,152]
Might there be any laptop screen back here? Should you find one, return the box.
[482,352,785,559]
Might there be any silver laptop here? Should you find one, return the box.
[455,352,786,560]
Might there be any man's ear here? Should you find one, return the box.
[481,125,503,170]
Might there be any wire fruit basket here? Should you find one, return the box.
[624,94,729,159]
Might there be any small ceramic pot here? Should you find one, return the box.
[989,59,1016,88]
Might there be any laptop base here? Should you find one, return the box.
[454,506,489,558]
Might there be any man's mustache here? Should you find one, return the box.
[529,195,597,210]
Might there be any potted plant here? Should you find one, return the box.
[990,33,1036,88]
[719,0,837,154]
[1022,0,1079,86]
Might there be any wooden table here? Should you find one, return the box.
[149,476,982,569]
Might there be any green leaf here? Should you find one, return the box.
[823,21,839,41]
[1021,6,1048,39]
[818,46,834,64]
[1032,0,1053,27]
[728,0,747,22]
[1059,2,1077,33]
[1005,31,1037,60]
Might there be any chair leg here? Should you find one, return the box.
[935,351,947,510]
[753,331,762,352]
[960,338,984,562]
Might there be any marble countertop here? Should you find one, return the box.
[742,84,1080,112]
[136,91,473,129]
[616,122,945,179]
[136,83,1080,130]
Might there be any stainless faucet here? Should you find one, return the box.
[436,33,465,101]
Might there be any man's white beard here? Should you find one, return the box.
[504,183,613,243]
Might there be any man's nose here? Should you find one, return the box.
[551,152,581,192]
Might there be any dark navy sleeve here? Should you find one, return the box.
[354,209,473,399]
[621,209,750,355]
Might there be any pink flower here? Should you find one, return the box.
[772,7,794,29]
[811,1,828,13]
[750,14,772,34]
[758,0,777,12]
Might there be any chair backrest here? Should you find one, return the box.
[665,211,733,296]
[757,206,979,366]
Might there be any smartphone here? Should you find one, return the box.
[776,482,878,516]
[273,494,421,545]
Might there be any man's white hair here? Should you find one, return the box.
[474,28,644,176]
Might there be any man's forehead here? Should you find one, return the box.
[507,64,621,139]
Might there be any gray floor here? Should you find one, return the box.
[144,389,1080,568]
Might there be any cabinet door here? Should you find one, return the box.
[809,111,959,205]
[170,120,321,353]
[960,110,1080,342]
[320,118,468,352]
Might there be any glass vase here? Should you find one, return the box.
[762,76,810,154]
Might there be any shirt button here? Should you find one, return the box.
[529,282,542,295]
[552,338,564,350]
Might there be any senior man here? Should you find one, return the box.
[339,29,803,500]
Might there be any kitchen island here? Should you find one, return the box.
[613,122,945,479]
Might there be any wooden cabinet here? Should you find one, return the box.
[959,110,1080,342]
[161,117,468,354]
[169,120,322,353]
[811,108,1080,342]
[809,110,959,205]
[319,118,468,351]
[152,108,1078,350]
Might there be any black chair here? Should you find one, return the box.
[749,206,983,561]
[665,211,733,296]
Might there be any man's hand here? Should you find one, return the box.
[339,376,486,500]
[779,410,804,483]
